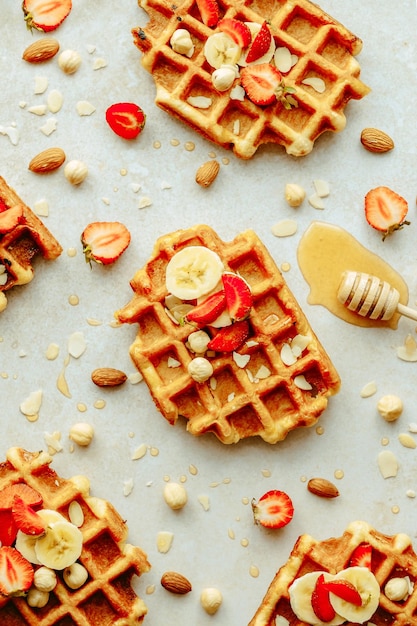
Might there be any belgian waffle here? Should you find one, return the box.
[115,225,340,444]
[132,0,370,158]
[249,520,417,626]
[0,176,62,312]
[0,447,150,625]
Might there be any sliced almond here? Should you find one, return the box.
[23,38,60,63]
[28,147,66,173]
[360,127,394,153]
[161,571,192,594]
[91,367,127,387]
[307,477,339,498]
[195,160,220,188]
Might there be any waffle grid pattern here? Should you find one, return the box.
[0,448,150,626]
[133,0,370,157]
[116,225,340,444]
[249,520,417,626]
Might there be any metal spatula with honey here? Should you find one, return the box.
[337,271,417,321]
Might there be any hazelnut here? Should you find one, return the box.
[27,588,50,608]
[58,49,82,74]
[187,357,213,382]
[33,566,57,592]
[69,422,94,446]
[212,65,238,91]
[64,160,88,185]
[170,29,194,57]
[377,395,403,422]
[187,330,211,354]
[384,576,411,601]
[63,562,89,589]
[163,482,188,510]
[284,183,306,207]
[200,587,223,615]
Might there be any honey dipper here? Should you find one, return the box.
[337,271,417,321]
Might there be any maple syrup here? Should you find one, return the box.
[297,221,408,329]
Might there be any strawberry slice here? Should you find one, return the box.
[81,221,131,265]
[245,21,272,63]
[218,18,251,47]
[324,578,362,606]
[185,290,227,325]
[349,543,372,569]
[207,319,249,352]
[311,574,336,622]
[251,489,294,529]
[0,510,18,547]
[195,0,219,27]
[221,272,252,321]
[240,63,283,106]
[0,547,34,596]
[12,496,47,536]
[0,484,43,511]
[0,205,25,234]
[22,0,72,32]
[364,186,409,240]
[105,103,146,140]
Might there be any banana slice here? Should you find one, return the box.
[204,33,241,69]
[331,567,380,623]
[35,520,83,570]
[289,571,345,626]
[238,22,276,67]
[15,509,66,564]
[166,246,224,300]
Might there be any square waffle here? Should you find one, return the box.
[0,447,150,625]
[132,0,370,158]
[249,520,417,626]
[0,176,62,312]
[115,225,340,444]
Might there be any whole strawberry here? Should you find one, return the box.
[105,103,146,140]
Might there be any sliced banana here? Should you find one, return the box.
[204,33,241,69]
[289,571,345,626]
[35,520,83,570]
[166,246,224,300]
[15,509,66,564]
[331,567,380,623]
[238,22,276,67]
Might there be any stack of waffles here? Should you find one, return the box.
[116,225,340,444]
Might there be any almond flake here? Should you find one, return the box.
[44,431,63,454]
[274,47,292,73]
[157,531,174,553]
[396,334,417,361]
[187,95,212,109]
[198,494,210,511]
[93,57,107,70]
[28,104,47,116]
[230,85,245,101]
[68,331,86,358]
[40,118,57,136]
[123,478,134,496]
[360,381,377,398]
[308,193,325,210]
[281,343,296,366]
[76,100,96,116]
[233,352,250,368]
[68,500,84,527]
[294,375,312,390]
[167,356,181,368]
[255,365,271,379]
[138,196,152,209]
[227,392,235,402]
[128,371,143,384]
[20,389,43,417]
[47,89,63,113]
[302,76,326,93]
[409,422,417,433]
[377,450,399,478]
[34,76,48,94]
[313,179,330,198]
[291,334,311,354]
[246,368,255,383]
[131,443,148,460]
[271,219,298,238]
[398,433,416,449]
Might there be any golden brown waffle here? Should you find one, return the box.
[115,225,340,444]
[0,176,62,311]
[132,0,370,158]
[249,520,417,625]
[0,447,150,625]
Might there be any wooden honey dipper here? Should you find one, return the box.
[337,271,417,322]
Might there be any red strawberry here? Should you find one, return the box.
[245,21,272,63]
[349,543,372,569]
[0,546,34,596]
[240,63,282,106]
[195,0,219,27]
[0,205,24,234]
[251,489,294,529]
[0,510,18,547]
[105,103,146,140]
[81,221,131,266]
[221,272,252,321]
[364,186,409,240]
[311,574,336,622]
[185,290,227,325]
[218,18,251,47]
[0,484,43,511]
[207,319,249,352]
[22,0,72,32]
[12,496,46,536]
[324,578,362,606]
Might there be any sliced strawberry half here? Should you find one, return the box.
[207,319,249,352]
[240,63,282,106]
[349,543,372,569]
[105,103,146,140]
[221,272,252,321]
[0,510,18,547]
[22,0,72,32]
[251,489,294,529]
[81,221,131,265]
[311,574,336,622]
[0,484,43,511]
[12,496,46,537]
[0,546,34,596]
[195,0,219,27]
[245,21,272,64]
[185,290,227,325]
[0,205,25,234]
[218,18,251,47]
[364,186,409,240]
[324,578,362,606]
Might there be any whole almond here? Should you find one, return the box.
[29,147,66,173]
[307,477,339,499]
[195,160,220,188]
[22,38,60,63]
[360,128,394,153]
[161,571,192,594]
[91,367,127,387]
